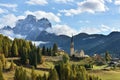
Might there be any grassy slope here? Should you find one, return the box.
[71,58,120,80]
[3,57,120,80]
[89,70,120,80]
[3,61,54,80]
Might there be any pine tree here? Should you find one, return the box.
[22,70,28,80]
[48,68,59,80]
[52,43,58,56]
[0,54,6,70]
[37,47,42,64]
[43,73,47,80]
[48,47,52,56]
[105,51,111,63]
[62,54,70,63]
[31,66,37,80]
[3,45,9,57]
[36,75,42,80]
[21,47,28,64]
[14,67,19,80]
[11,41,18,57]
[0,60,4,80]
[14,66,28,80]
[9,60,14,71]
[42,46,46,55]
[34,53,37,68]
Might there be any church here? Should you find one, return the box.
[70,35,89,58]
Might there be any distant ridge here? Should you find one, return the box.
[0,15,120,57]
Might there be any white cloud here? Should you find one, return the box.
[105,0,112,3]
[0,14,25,28]
[46,24,77,36]
[46,24,118,36]
[0,3,17,11]
[32,41,48,46]
[101,24,111,31]
[0,10,60,29]
[79,24,120,34]
[57,13,62,16]
[100,24,120,32]
[60,0,109,16]
[79,20,90,23]
[25,10,61,22]
[79,27,102,34]
[0,30,26,40]
[115,0,120,5]
[0,8,6,14]
[26,0,48,5]
[54,0,74,3]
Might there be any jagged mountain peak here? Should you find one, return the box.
[2,26,12,30]
[12,15,51,38]
[26,15,36,19]
[25,15,36,23]
[38,18,49,21]
[0,15,52,40]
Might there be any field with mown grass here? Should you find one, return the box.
[3,61,54,80]
[89,70,120,80]
[3,56,120,80]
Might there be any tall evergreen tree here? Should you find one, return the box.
[62,54,70,63]
[34,53,37,68]
[11,41,18,57]
[9,60,14,71]
[3,45,9,57]
[14,66,28,80]
[48,68,59,80]
[0,54,6,70]
[31,67,37,80]
[105,51,111,63]
[43,73,47,80]
[53,43,58,56]
[21,47,28,64]
[42,46,46,55]
[0,60,4,80]
[37,47,42,64]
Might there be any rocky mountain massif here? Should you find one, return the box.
[0,15,51,40]
[0,15,120,56]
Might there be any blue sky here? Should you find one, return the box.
[0,0,120,36]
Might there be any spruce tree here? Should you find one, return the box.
[9,60,14,71]
[42,46,46,55]
[37,47,42,64]
[48,68,59,80]
[36,75,42,80]
[43,73,47,80]
[62,54,70,63]
[31,66,37,80]
[52,43,58,56]
[14,67,19,80]
[0,54,6,70]
[0,60,4,80]
[11,41,18,57]
[105,51,111,63]
[34,53,37,68]
[14,66,28,80]
[3,45,9,57]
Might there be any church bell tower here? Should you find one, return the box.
[70,35,74,56]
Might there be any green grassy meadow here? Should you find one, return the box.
[89,70,120,80]
[3,57,120,80]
